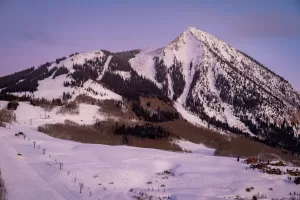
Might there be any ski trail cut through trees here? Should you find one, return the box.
[97,55,113,81]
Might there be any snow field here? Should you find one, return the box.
[0,101,117,126]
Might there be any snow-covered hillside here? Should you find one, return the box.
[5,50,121,101]
[1,124,299,200]
[0,101,118,126]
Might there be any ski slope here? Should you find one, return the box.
[0,122,299,200]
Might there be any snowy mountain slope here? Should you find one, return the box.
[0,50,122,102]
[129,27,300,138]
[1,26,300,152]
[9,76,122,102]
[188,26,300,113]
[49,50,107,72]
[129,49,162,88]
[187,27,300,130]
[161,28,203,105]
[1,124,300,200]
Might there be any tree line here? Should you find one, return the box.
[114,123,171,140]
[169,58,185,101]
[108,50,140,71]
[0,93,31,102]
[132,100,179,122]
[55,57,67,64]
[1,63,56,93]
[153,57,169,95]
[53,67,69,79]
[63,55,108,88]
[0,67,34,89]
[102,70,168,101]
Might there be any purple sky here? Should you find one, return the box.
[0,0,300,90]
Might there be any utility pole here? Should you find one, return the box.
[79,183,84,193]
[59,162,63,170]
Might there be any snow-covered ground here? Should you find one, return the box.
[0,100,299,200]
[1,124,299,200]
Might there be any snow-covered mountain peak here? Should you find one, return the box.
[163,28,203,66]
[1,26,300,145]
[163,26,229,66]
[187,26,198,31]
[166,28,198,52]
[187,26,209,37]
[188,26,226,43]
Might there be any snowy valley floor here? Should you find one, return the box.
[0,124,299,200]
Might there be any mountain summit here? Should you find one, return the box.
[1,26,300,152]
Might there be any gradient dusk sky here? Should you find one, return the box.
[0,0,299,90]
